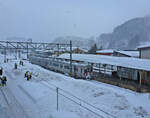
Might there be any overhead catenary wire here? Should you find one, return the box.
[32,71,116,118]
[59,87,116,118]
[41,79,116,118]
[41,81,104,118]
[58,92,104,118]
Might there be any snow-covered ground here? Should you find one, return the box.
[0,54,150,118]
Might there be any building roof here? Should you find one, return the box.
[65,47,88,52]
[114,51,139,57]
[137,43,150,49]
[96,49,114,53]
[59,54,150,71]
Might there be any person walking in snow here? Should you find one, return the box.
[0,67,3,76]
[25,71,29,80]
[20,60,24,66]
[1,76,7,86]
[0,76,2,86]
[25,71,32,81]
[27,73,30,81]
[24,71,28,78]
[14,63,17,69]
[29,72,32,80]
[86,72,91,80]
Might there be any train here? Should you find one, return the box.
[29,54,93,79]
[29,53,150,88]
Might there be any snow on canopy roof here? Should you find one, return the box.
[96,49,114,53]
[137,43,150,49]
[59,54,150,71]
[114,51,139,57]
[34,49,54,53]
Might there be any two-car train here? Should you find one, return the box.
[29,54,93,79]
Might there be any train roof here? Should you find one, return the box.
[59,54,150,71]
[30,55,89,66]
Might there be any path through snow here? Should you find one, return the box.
[0,58,150,118]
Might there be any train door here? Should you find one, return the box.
[73,65,78,78]
[147,72,150,85]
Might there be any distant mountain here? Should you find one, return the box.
[52,16,150,50]
[96,16,150,50]
[53,36,95,50]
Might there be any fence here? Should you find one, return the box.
[41,81,116,118]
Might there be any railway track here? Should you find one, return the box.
[39,80,116,118]
[0,87,29,118]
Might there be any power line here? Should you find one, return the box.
[59,92,104,118]
[42,80,116,118]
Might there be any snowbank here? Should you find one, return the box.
[0,105,6,118]
[51,111,80,118]
[0,57,149,118]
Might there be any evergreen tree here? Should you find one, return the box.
[88,44,97,54]
[99,45,103,50]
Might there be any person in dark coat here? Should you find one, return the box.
[27,74,30,81]
[0,67,3,76]
[1,76,7,86]
[24,71,28,78]
[14,63,17,69]
[29,72,32,80]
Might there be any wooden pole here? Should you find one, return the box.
[111,65,113,76]
[139,71,142,86]
[118,66,122,80]
[104,64,106,78]
[120,68,122,80]
[99,63,101,74]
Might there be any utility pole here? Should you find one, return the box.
[70,40,72,77]
[57,44,59,56]
[4,48,6,62]
[27,42,29,59]
[56,88,59,111]
[18,49,21,59]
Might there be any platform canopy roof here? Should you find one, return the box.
[137,43,150,49]
[114,51,139,57]
[59,54,150,71]
[96,49,114,53]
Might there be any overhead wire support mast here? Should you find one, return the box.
[0,40,70,59]
[70,40,72,77]
[0,41,70,50]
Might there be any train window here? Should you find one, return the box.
[74,66,78,72]
[90,67,93,72]
[84,69,87,73]
[53,63,59,67]
[45,62,47,65]
[64,65,69,69]
[60,64,63,68]
[81,68,83,73]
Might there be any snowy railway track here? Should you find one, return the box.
[91,80,138,95]
[0,87,29,118]
[40,80,116,118]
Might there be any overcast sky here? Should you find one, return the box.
[0,0,150,42]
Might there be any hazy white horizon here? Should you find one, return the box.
[0,0,150,42]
